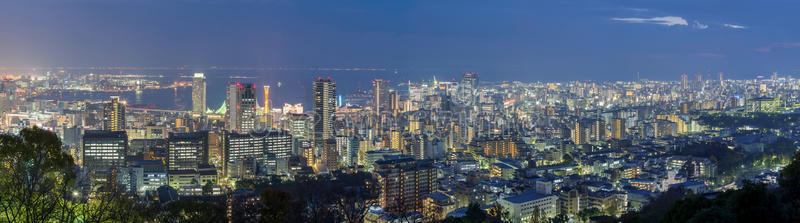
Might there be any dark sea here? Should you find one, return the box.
[35,68,448,110]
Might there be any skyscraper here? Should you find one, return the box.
[167,131,209,171]
[375,157,438,214]
[226,82,257,133]
[459,73,479,104]
[571,121,587,145]
[372,79,391,115]
[611,118,625,140]
[225,129,292,176]
[82,130,128,172]
[313,77,336,147]
[288,113,311,139]
[461,72,479,89]
[263,85,270,113]
[591,119,606,141]
[323,139,339,170]
[695,73,703,90]
[192,73,206,115]
[681,74,688,90]
[103,96,126,131]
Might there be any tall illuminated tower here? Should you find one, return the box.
[372,79,390,115]
[192,73,206,115]
[459,73,479,104]
[103,96,126,131]
[681,74,688,90]
[611,118,625,139]
[571,121,587,145]
[263,85,270,113]
[313,77,336,147]
[226,82,257,133]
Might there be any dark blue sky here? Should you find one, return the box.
[1,0,799,81]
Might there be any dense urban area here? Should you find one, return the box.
[2,70,800,222]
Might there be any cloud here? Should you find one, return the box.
[625,7,649,12]
[610,16,688,26]
[693,21,708,29]
[723,24,748,29]
[695,53,726,58]
[754,42,800,52]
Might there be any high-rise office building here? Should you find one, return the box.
[459,73,479,104]
[288,113,311,139]
[611,118,625,139]
[591,119,606,141]
[345,135,359,167]
[225,129,292,176]
[167,131,209,171]
[461,72,479,89]
[313,78,336,147]
[103,96,126,131]
[82,130,128,172]
[695,73,703,90]
[571,121,588,145]
[372,79,391,115]
[681,74,688,90]
[323,139,339,170]
[192,73,206,115]
[375,157,438,214]
[226,82,257,133]
[389,89,400,115]
[390,130,403,151]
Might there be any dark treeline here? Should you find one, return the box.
[698,112,800,129]
[620,150,800,223]
[0,127,376,223]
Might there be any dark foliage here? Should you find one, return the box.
[698,112,800,129]
[624,150,800,223]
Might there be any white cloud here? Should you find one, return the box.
[625,7,649,12]
[693,20,708,29]
[724,24,748,29]
[610,16,688,26]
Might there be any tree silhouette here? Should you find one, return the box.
[260,188,303,222]
[463,203,487,223]
[0,127,75,222]
[550,213,569,223]
[155,198,225,223]
[488,201,509,223]
[528,207,548,223]
[780,151,800,200]
[577,207,600,223]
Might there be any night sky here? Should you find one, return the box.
[1,0,800,82]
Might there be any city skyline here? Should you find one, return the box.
[3,1,800,223]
